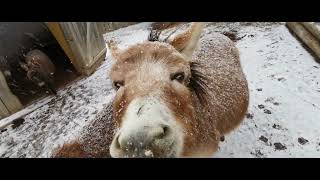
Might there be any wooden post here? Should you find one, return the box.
[286,22,320,60]
[0,99,10,118]
[0,71,22,119]
[301,22,320,42]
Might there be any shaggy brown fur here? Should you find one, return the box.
[53,141,89,158]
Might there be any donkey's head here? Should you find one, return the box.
[109,23,206,158]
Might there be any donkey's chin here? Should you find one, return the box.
[110,144,181,158]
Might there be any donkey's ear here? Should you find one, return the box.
[169,22,205,58]
[106,40,122,62]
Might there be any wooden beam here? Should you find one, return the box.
[0,71,22,119]
[0,99,10,119]
[0,96,52,130]
[286,22,320,60]
[301,22,320,42]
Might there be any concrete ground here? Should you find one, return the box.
[0,22,319,158]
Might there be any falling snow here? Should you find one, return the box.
[0,22,319,158]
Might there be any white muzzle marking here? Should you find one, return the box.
[110,97,183,157]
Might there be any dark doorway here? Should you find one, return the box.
[0,22,80,106]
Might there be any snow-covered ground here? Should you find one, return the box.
[213,23,320,158]
[0,22,319,158]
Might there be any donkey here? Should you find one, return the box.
[53,22,249,158]
[20,49,57,94]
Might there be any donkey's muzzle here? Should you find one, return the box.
[110,97,182,158]
[111,124,176,158]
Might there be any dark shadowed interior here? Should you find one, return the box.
[0,22,80,106]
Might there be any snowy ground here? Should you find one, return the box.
[0,22,319,158]
[210,23,320,158]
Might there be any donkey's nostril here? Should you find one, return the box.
[163,125,170,135]
[162,125,171,138]
[152,125,170,139]
[154,129,165,139]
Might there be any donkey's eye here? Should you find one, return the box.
[113,81,124,90]
[170,72,185,83]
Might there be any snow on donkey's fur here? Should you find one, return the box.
[53,22,249,158]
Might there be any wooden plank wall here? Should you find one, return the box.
[47,22,136,75]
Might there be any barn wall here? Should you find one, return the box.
[47,22,137,75]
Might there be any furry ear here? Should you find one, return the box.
[106,40,122,62]
[169,22,205,58]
